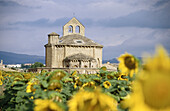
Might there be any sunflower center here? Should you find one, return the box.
[124,57,136,70]
[142,75,170,109]
[47,107,55,111]
[106,82,110,86]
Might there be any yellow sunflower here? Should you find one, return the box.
[81,81,96,89]
[26,78,39,93]
[0,80,2,85]
[48,80,62,92]
[122,74,170,111]
[103,81,111,89]
[50,70,67,81]
[107,73,114,79]
[68,88,118,111]
[71,70,77,76]
[142,45,170,72]
[121,46,170,111]
[74,77,83,89]
[74,82,77,89]
[14,74,24,81]
[101,66,107,71]
[30,96,34,99]
[0,71,3,85]
[51,96,62,103]
[23,73,32,79]
[34,99,63,111]
[118,73,128,81]
[118,53,138,77]
[26,81,37,93]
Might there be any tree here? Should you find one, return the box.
[21,64,31,69]
[31,62,44,68]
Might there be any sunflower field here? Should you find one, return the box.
[0,45,170,111]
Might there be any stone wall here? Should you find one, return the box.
[63,17,85,36]
[65,46,102,68]
[28,67,100,74]
[65,46,93,57]
[55,46,65,68]
[94,47,102,67]
[45,46,52,67]
[46,45,102,69]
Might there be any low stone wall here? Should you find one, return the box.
[28,67,100,74]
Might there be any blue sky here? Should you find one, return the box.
[0,0,170,59]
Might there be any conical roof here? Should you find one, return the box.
[59,34,103,47]
[64,53,95,61]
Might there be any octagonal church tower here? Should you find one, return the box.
[45,17,103,74]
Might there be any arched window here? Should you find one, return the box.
[68,25,73,33]
[75,25,80,33]
[84,65,87,68]
[73,65,78,68]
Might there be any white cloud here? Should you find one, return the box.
[103,28,170,59]
[84,0,161,19]
[85,27,133,46]
[11,0,56,7]
[0,0,170,59]
[2,0,163,22]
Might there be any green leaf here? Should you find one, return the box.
[12,86,26,90]
[119,91,127,97]
[16,96,23,103]
[41,80,48,88]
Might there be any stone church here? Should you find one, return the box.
[44,17,103,74]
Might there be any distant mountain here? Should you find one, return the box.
[102,58,119,64]
[0,50,142,65]
[0,51,45,64]
[102,57,142,64]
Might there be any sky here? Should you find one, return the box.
[0,0,170,60]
